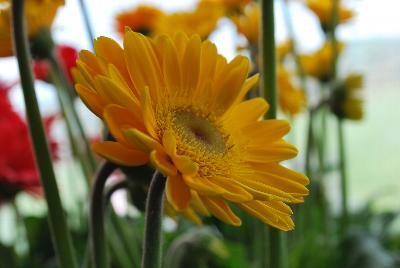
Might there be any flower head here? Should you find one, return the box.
[0,0,64,57]
[203,0,252,14]
[301,41,345,82]
[115,5,164,36]
[330,74,364,120]
[306,0,354,31]
[0,81,58,203]
[73,31,309,230]
[278,66,306,117]
[231,2,260,45]
[154,2,223,40]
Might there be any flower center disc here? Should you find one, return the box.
[172,111,225,154]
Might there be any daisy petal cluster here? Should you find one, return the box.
[73,31,309,231]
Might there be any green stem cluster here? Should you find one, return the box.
[11,1,77,267]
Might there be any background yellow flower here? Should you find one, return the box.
[115,5,164,36]
[0,0,63,57]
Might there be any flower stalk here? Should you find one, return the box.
[261,0,286,268]
[90,161,117,268]
[141,171,166,268]
[77,0,95,47]
[11,0,77,267]
[330,0,349,233]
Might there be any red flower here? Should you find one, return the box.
[0,82,58,203]
[33,44,78,83]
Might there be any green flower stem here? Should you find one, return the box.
[261,0,277,119]
[90,161,117,268]
[338,120,348,233]
[49,55,97,176]
[261,1,287,268]
[141,171,166,268]
[78,0,95,47]
[11,1,77,267]
[330,0,349,233]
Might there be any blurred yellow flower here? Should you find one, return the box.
[0,0,63,57]
[231,2,260,45]
[331,74,364,120]
[73,31,309,230]
[115,5,164,36]
[277,40,293,62]
[154,2,223,40]
[306,0,354,30]
[204,0,251,14]
[301,41,345,82]
[278,66,306,117]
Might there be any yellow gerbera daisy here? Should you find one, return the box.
[231,2,260,45]
[301,41,345,82]
[154,1,223,40]
[278,66,306,117]
[115,5,164,36]
[306,0,354,30]
[331,73,363,120]
[73,30,309,231]
[0,0,63,57]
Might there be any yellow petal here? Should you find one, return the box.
[150,150,177,177]
[200,197,242,226]
[211,177,253,203]
[162,130,177,157]
[237,201,294,231]
[92,141,148,166]
[75,84,105,118]
[94,36,131,85]
[166,174,191,211]
[190,191,210,216]
[140,86,158,138]
[103,104,146,144]
[182,35,201,94]
[241,120,291,144]
[182,175,225,196]
[245,140,298,163]
[224,98,269,129]
[123,128,163,153]
[173,155,198,176]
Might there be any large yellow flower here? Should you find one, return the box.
[306,0,353,30]
[115,5,164,36]
[301,41,345,82]
[203,0,251,14]
[278,66,306,117]
[0,0,63,57]
[231,2,260,45]
[154,2,223,40]
[73,30,309,231]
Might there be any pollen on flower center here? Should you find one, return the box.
[172,110,226,155]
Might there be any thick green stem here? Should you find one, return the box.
[261,0,277,119]
[261,1,286,267]
[90,161,117,268]
[77,0,95,47]
[338,120,348,233]
[141,171,166,268]
[10,1,77,267]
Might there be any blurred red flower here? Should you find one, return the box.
[0,82,59,203]
[33,44,78,83]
